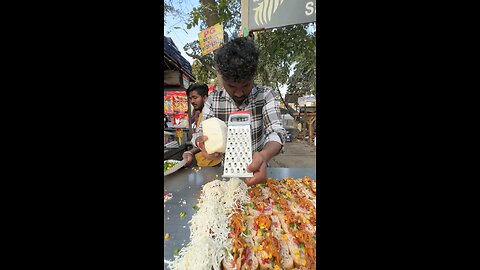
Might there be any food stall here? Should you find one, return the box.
[164,36,196,160]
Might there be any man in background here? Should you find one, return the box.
[182,84,221,167]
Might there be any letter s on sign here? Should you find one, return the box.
[305,2,315,16]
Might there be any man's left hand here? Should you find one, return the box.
[244,152,267,186]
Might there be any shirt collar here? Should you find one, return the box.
[220,85,258,107]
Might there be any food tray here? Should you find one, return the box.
[164,159,183,176]
[163,167,316,270]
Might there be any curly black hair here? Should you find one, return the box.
[214,37,259,82]
[186,84,209,97]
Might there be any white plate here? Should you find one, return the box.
[164,159,185,176]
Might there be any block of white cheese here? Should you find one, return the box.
[202,117,228,154]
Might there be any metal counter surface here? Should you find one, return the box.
[163,167,316,269]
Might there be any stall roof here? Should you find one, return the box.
[164,36,194,80]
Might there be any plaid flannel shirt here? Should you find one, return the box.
[191,85,286,153]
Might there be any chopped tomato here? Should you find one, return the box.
[293,237,299,244]
[241,247,250,264]
[253,222,258,230]
[241,248,248,264]
[248,259,252,265]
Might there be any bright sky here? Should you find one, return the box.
[164,0,199,65]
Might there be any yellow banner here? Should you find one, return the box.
[198,23,224,56]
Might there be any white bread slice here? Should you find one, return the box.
[276,214,306,268]
[270,215,294,270]
[222,250,242,270]
[240,245,259,270]
[246,215,272,270]
[284,234,306,268]
[279,239,295,270]
[255,250,274,270]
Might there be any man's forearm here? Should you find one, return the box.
[259,141,282,162]
[189,147,201,155]
[191,131,202,148]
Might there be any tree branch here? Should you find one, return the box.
[274,81,297,118]
[185,51,217,74]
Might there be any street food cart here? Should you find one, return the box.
[164,36,196,160]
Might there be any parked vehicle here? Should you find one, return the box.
[285,131,292,142]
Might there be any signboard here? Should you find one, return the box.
[173,113,189,128]
[164,91,190,128]
[198,23,224,56]
[182,73,189,89]
[243,0,316,31]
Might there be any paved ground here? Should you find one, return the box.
[269,139,316,168]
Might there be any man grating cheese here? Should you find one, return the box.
[191,38,287,186]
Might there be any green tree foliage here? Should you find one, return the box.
[286,28,316,97]
[191,60,217,84]
[165,0,316,101]
[187,0,241,30]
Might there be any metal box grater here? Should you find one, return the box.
[222,111,254,178]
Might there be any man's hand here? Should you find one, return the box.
[196,136,223,160]
[244,152,267,186]
[182,151,194,166]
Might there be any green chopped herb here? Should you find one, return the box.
[230,249,234,255]
[164,161,177,172]
[313,236,316,240]
[245,229,251,235]
[173,248,179,255]
[180,211,186,220]
[242,211,247,217]
[192,205,200,211]
[299,243,305,248]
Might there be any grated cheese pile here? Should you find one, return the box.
[165,178,251,270]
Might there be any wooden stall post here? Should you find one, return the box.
[307,116,316,145]
[303,105,308,141]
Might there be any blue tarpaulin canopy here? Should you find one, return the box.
[164,36,194,79]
